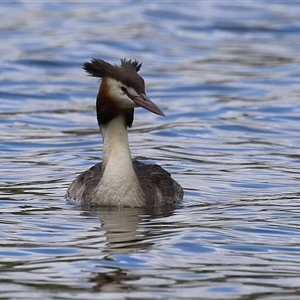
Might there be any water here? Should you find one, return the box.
[1,1,300,299]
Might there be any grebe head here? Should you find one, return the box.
[83,58,165,127]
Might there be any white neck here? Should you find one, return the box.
[101,115,131,166]
[93,114,144,206]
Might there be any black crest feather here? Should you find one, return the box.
[83,58,142,78]
[83,59,115,78]
[120,58,142,72]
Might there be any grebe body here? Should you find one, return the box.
[67,58,183,207]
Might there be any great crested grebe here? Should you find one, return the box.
[67,58,183,207]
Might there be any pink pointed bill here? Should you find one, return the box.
[131,94,165,116]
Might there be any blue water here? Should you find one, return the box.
[1,1,300,299]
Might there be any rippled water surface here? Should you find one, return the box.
[1,1,300,299]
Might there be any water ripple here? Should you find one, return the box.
[1,1,300,299]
